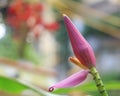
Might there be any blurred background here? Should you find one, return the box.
[0,0,120,96]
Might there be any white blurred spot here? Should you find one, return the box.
[0,23,6,39]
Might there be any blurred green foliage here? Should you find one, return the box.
[84,25,110,38]
[24,44,42,64]
[0,27,42,64]
[0,31,19,59]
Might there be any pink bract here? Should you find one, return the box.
[63,14,96,69]
[49,70,89,92]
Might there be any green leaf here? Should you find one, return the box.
[0,76,65,96]
[0,76,27,93]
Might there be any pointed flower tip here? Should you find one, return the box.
[63,14,71,24]
[49,87,54,92]
[63,14,69,19]
[62,14,66,17]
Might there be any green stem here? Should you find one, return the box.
[90,67,109,96]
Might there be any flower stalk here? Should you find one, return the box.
[90,67,108,96]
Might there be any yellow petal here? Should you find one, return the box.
[69,57,88,69]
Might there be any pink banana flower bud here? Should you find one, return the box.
[63,14,96,69]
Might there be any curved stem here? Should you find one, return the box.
[90,67,108,96]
